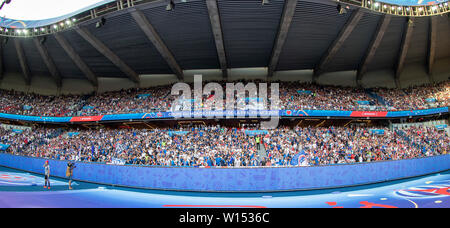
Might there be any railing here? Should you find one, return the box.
[1,0,448,38]
[347,0,450,17]
[0,107,448,123]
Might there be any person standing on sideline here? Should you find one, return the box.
[43,160,50,189]
[66,161,76,190]
[256,136,261,150]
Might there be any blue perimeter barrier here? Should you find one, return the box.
[0,107,448,123]
[0,153,448,192]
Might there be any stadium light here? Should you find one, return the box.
[337,3,347,14]
[95,17,106,28]
[166,0,174,11]
[39,36,46,44]
[0,0,12,10]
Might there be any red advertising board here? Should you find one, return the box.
[350,111,388,117]
[70,115,104,122]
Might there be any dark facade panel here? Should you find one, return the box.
[276,1,353,70]
[435,16,450,60]
[3,38,21,74]
[20,38,51,77]
[142,1,220,70]
[367,16,406,72]
[405,17,428,65]
[44,35,86,79]
[85,12,172,74]
[62,30,127,78]
[327,12,381,72]
[218,0,284,68]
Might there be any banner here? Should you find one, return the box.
[291,151,307,166]
[70,116,104,122]
[0,144,10,151]
[370,129,385,135]
[11,129,23,133]
[82,106,95,110]
[351,111,388,117]
[137,94,151,99]
[167,131,189,137]
[245,130,268,136]
[435,125,447,130]
[67,132,80,137]
[297,90,312,95]
[108,157,126,165]
[356,101,370,105]
[377,0,446,6]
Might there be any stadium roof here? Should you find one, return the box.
[0,0,449,88]
[0,0,113,21]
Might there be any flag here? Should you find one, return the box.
[291,150,307,166]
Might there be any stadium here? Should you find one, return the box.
[0,0,449,212]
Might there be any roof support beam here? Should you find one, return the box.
[13,39,31,85]
[395,17,414,88]
[0,37,3,81]
[427,16,437,82]
[54,33,98,87]
[268,0,298,78]
[130,9,184,81]
[313,8,363,82]
[357,14,391,86]
[75,26,140,83]
[33,37,62,87]
[206,0,228,79]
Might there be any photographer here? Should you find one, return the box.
[66,161,76,190]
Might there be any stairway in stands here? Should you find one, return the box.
[364,88,388,107]
[75,94,95,116]
[257,141,268,162]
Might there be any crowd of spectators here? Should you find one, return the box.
[0,80,448,117]
[279,82,383,111]
[374,81,450,110]
[0,90,85,117]
[1,124,448,167]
